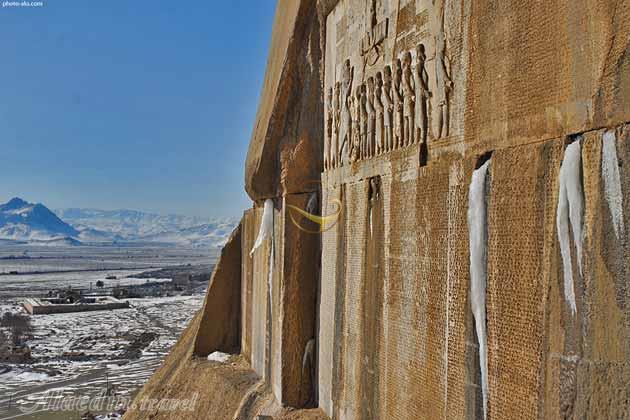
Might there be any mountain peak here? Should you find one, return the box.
[0,200,237,247]
[3,197,29,209]
[0,198,79,241]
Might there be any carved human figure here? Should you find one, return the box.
[369,0,377,30]
[366,78,376,159]
[374,72,384,155]
[401,51,415,146]
[325,87,333,170]
[348,92,357,163]
[382,65,394,152]
[339,60,354,166]
[359,84,368,160]
[434,35,452,139]
[414,44,431,146]
[346,94,354,163]
[333,82,341,166]
[392,58,404,149]
[350,85,362,163]
[369,177,380,204]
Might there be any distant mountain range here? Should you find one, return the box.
[0,198,79,241]
[0,197,237,248]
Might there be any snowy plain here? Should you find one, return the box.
[0,244,215,419]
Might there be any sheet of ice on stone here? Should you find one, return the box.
[602,130,625,240]
[467,159,490,420]
[556,140,584,315]
[249,198,274,310]
[250,199,274,256]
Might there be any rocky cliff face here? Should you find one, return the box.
[126,0,630,419]
[244,0,324,200]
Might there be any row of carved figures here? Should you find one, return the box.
[325,42,452,170]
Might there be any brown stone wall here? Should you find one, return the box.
[271,202,283,399]
[246,204,276,380]
[240,205,279,383]
[445,160,477,420]
[377,158,472,420]
[322,0,630,164]
[193,223,242,355]
[542,126,630,420]
[240,0,630,415]
[276,193,321,407]
[241,209,256,362]
[319,154,477,420]
[464,0,630,155]
[242,196,322,409]
[378,167,422,419]
[318,125,630,420]
[245,0,324,200]
[337,180,368,418]
[316,0,630,416]
[318,183,345,415]
[132,126,630,420]
[485,140,562,419]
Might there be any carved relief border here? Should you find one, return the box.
[324,0,454,172]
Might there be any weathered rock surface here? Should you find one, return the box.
[123,311,259,420]
[193,223,242,356]
[130,0,630,419]
[124,218,330,420]
[244,0,324,201]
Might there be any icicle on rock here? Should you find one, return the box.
[467,159,491,420]
[556,140,584,315]
[602,130,624,240]
[250,199,274,256]
[249,198,275,310]
[267,221,275,310]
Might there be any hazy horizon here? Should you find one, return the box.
[0,195,241,220]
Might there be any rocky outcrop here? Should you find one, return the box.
[123,218,327,420]
[123,311,259,420]
[129,0,630,419]
[193,223,242,356]
[244,0,324,200]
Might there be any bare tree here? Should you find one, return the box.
[0,329,8,349]
[1,312,33,346]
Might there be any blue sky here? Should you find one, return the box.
[0,0,276,218]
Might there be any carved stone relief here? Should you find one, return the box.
[325,87,334,170]
[433,30,452,139]
[414,43,430,146]
[366,77,375,158]
[324,0,454,171]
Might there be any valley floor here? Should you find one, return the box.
[0,245,216,420]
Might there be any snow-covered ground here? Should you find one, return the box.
[0,244,216,297]
[0,245,213,419]
[0,294,205,418]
